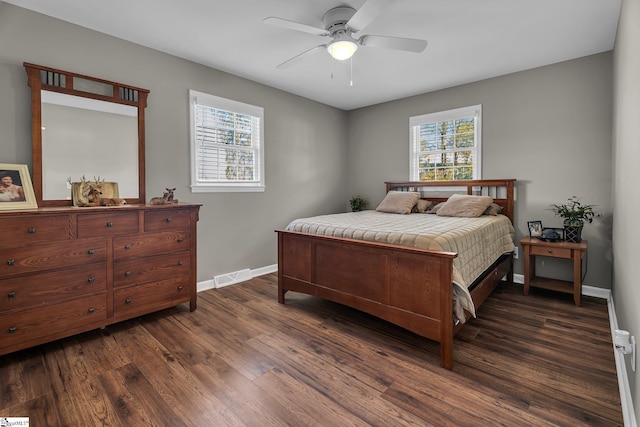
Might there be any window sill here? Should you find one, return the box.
[190,185,265,193]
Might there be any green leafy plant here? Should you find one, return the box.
[551,196,597,226]
[349,195,368,212]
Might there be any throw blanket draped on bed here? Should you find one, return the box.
[286,211,515,320]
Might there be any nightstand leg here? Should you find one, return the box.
[573,251,582,307]
[523,247,532,296]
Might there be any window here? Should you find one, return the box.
[189,90,265,192]
[409,105,481,181]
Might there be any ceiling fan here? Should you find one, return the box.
[263,0,428,69]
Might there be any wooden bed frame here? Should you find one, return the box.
[276,179,516,370]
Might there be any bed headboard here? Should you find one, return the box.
[385,179,516,224]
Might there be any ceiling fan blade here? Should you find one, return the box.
[360,35,428,53]
[346,0,395,33]
[263,17,329,36]
[277,45,327,69]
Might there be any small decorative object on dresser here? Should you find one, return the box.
[550,196,598,243]
[150,188,178,205]
[71,176,127,207]
[0,163,38,210]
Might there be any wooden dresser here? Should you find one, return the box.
[0,203,200,356]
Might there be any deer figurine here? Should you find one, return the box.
[150,188,178,205]
[75,176,127,207]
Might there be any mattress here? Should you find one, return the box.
[286,210,516,318]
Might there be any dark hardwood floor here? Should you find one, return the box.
[1,273,623,426]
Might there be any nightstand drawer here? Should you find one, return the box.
[530,245,572,259]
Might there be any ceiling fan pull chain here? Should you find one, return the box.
[350,57,354,87]
[331,56,335,80]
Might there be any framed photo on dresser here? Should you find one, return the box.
[0,163,38,210]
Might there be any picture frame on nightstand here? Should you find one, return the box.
[527,220,543,237]
[540,227,564,242]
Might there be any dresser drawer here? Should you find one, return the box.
[113,232,191,260]
[530,245,572,259]
[113,276,190,320]
[0,215,70,247]
[0,293,107,351]
[113,251,191,288]
[144,209,191,233]
[0,238,106,277]
[77,211,139,238]
[0,265,107,312]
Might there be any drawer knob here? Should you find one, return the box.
[177,261,184,266]
[177,238,183,243]
[106,222,114,227]
[166,217,173,223]
[8,291,16,298]
[178,285,184,291]
[88,277,95,283]
[8,327,17,333]
[6,259,15,266]
[27,227,36,233]
[125,271,132,277]
[125,298,132,304]
[124,244,131,250]
[547,249,553,253]
[87,249,95,255]
[88,307,95,313]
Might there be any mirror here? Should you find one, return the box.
[24,63,149,206]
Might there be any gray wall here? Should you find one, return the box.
[347,53,613,288]
[0,3,348,282]
[613,0,640,422]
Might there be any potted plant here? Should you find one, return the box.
[550,196,597,243]
[349,195,368,212]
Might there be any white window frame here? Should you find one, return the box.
[409,104,482,181]
[189,90,265,193]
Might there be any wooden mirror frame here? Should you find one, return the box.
[24,62,149,206]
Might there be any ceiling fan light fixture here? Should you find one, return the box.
[327,39,358,60]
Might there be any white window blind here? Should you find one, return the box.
[189,90,265,192]
[409,105,482,181]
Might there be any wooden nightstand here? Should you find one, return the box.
[520,236,588,306]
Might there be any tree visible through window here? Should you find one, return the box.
[409,105,481,181]
[189,90,265,193]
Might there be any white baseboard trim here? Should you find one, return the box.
[608,296,637,427]
[511,273,611,300]
[197,264,278,292]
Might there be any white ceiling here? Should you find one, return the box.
[5,0,621,110]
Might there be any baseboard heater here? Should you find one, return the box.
[213,268,252,288]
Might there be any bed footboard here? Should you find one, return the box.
[277,230,458,369]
